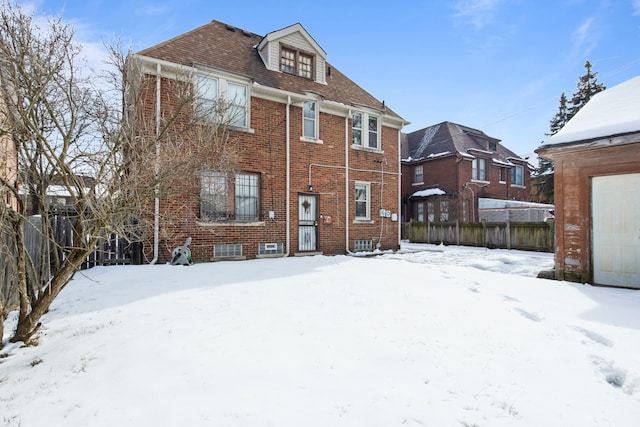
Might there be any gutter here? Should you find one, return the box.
[345,110,352,254]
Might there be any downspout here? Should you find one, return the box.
[284,95,291,256]
[377,157,386,249]
[150,63,161,264]
[397,129,402,249]
[345,111,350,254]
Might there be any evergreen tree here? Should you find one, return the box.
[535,61,607,203]
[570,60,606,116]
[547,92,569,137]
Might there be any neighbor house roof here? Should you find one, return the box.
[137,20,402,120]
[542,75,640,146]
[402,121,523,164]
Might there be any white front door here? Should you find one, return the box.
[592,173,640,288]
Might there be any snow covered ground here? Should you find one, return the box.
[2,243,639,426]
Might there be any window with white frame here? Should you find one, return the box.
[280,46,314,79]
[416,202,424,222]
[201,171,260,221]
[368,115,379,149]
[352,112,380,149]
[196,75,249,128]
[196,75,218,119]
[354,182,370,220]
[227,82,247,127]
[511,164,524,186]
[302,100,317,139]
[472,158,487,181]
[414,164,423,183]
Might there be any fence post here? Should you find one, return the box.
[506,220,511,250]
[482,220,487,248]
[455,220,460,245]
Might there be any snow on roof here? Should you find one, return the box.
[478,198,554,209]
[411,188,446,198]
[427,151,452,159]
[491,158,514,167]
[542,75,640,146]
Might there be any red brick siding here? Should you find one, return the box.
[402,154,531,223]
[139,77,399,262]
[543,141,640,283]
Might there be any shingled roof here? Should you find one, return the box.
[137,20,402,120]
[402,121,523,164]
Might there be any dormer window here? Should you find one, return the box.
[280,45,314,79]
[489,141,497,151]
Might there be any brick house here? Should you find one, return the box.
[537,76,640,288]
[133,20,406,263]
[401,121,531,223]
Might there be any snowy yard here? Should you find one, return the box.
[2,243,639,426]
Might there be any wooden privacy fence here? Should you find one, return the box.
[1,215,141,311]
[409,220,555,252]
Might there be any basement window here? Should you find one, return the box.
[213,244,243,259]
[259,242,284,256]
[354,239,373,251]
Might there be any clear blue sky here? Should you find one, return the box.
[26,0,640,156]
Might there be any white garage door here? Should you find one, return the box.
[592,173,640,288]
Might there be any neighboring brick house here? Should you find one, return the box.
[537,76,640,288]
[133,20,405,263]
[401,121,531,223]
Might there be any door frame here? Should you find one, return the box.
[298,193,319,252]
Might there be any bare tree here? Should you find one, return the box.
[0,3,238,346]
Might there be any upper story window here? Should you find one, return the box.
[488,141,497,151]
[227,83,247,127]
[303,100,318,139]
[472,158,487,181]
[354,181,370,220]
[201,171,260,221]
[196,75,249,128]
[352,112,380,150]
[280,46,314,79]
[511,164,524,186]
[414,165,423,183]
[196,75,218,116]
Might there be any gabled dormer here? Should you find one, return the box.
[257,23,328,85]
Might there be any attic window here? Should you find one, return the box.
[489,142,497,151]
[280,46,314,80]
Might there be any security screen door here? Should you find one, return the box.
[298,194,318,252]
